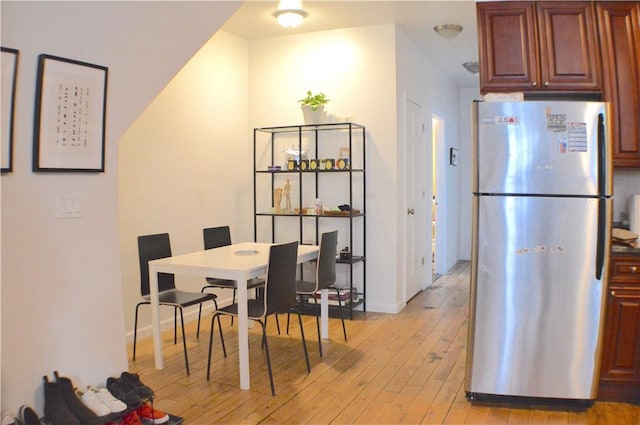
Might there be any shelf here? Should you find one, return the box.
[256,211,365,218]
[255,122,365,133]
[254,122,366,317]
[256,168,365,173]
[336,255,365,265]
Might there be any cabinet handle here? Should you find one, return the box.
[611,290,616,296]
[407,208,415,215]
[544,81,550,87]
[532,81,538,87]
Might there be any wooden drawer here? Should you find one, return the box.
[609,256,640,284]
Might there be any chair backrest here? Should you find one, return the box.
[203,226,232,250]
[138,233,176,296]
[316,230,338,291]
[263,241,299,317]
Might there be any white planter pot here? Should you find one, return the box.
[301,105,325,124]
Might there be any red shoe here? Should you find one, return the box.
[119,411,142,425]
[135,403,169,424]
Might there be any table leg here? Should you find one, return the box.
[237,274,250,390]
[320,288,329,339]
[149,265,163,369]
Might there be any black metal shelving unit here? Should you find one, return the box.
[253,122,366,318]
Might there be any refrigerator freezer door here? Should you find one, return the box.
[466,195,609,399]
[474,101,609,197]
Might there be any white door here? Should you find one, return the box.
[405,99,428,301]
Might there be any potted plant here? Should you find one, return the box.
[298,90,329,124]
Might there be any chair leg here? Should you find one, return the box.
[173,307,178,344]
[294,309,311,373]
[207,313,222,381]
[132,304,141,361]
[217,313,226,358]
[334,287,348,341]
[178,308,189,375]
[312,297,323,357]
[259,320,275,396]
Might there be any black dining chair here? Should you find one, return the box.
[133,233,225,375]
[293,230,347,357]
[206,241,310,396]
[196,226,265,336]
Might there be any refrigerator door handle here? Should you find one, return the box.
[596,198,606,281]
[597,113,606,196]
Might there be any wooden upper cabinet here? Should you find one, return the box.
[477,1,601,93]
[597,2,640,168]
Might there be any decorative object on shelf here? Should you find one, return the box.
[324,158,335,170]
[267,165,281,172]
[309,159,318,170]
[314,198,323,215]
[336,158,350,170]
[298,90,329,124]
[284,145,306,169]
[33,54,108,172]
[433,24,463,40]
[449,147,458,166]
[273,0,307,28]
[284,179,292,212]
[1,47,19,173]
[274,187,283,213]
[340,246,351,260]
[300,159,309,171]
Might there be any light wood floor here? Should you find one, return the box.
[129,261,640,424]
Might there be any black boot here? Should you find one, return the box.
[53,371,99,425]
[43,375,81,425]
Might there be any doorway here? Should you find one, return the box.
[432,114,446,278]
[404,98,428,302]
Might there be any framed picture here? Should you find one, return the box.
[33,54,108,172]
[1,47,19,173]
[449,147,458,166]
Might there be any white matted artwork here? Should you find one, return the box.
[1,47,19,172]
[33,54,108,172]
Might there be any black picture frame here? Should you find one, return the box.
[1,47,19,173]
[449,147,458,166]
[33,54,108,172]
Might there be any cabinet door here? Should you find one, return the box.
[600,288,640,384]
[477,1,539,92]
[536,2,601,91]
[598,2,640,168]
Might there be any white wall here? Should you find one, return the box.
[118,30,250,337]
[1,1,238,415]
[248,25,401,313]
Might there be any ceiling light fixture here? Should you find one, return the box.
[273,0,307,28]
[463,61,479,74]
[433,24,463,40]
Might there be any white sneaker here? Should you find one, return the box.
[90,386,127,413]
[78,387,111,417]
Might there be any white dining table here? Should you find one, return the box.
[148,241,322,390]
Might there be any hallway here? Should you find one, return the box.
[130,262,639,424]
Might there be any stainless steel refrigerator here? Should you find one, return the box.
[466,100,612,401]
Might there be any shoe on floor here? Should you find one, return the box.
[119,411,142,425]
[43,375,81,425]
[119,372,154,399]
[53,371,98,425]
[136,403,169,424]
[90,386,127,413]
[77,387,111,417]
[18,405,42,425]
[106,377,141,407]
